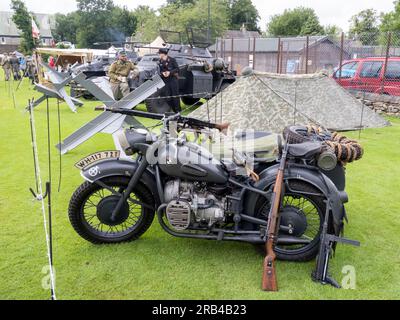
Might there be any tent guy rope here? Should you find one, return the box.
[27,98,57,300]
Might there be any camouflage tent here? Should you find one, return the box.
[189,72,389,133]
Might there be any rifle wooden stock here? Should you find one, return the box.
[214,122,230,132]
[262,243,278,291]
[262,147,287,292]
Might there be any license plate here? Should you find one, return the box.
[75,151,121,170]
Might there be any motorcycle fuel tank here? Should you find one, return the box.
[158,140,228,184]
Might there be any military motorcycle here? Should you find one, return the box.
[68,108,348,262]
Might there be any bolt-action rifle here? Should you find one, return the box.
[262,141,289,291]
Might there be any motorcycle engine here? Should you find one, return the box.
[164,180,225,231]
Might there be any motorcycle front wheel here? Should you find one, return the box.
[68,176,155,244]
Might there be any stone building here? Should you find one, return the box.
[0,11,55,52]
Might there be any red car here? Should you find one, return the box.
[333,57,400,96]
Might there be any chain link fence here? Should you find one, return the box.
[212,32,400,100]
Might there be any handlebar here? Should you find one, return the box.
[95,106,230,132]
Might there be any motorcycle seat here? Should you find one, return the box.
[227,133,280,159]
[288,142,322,158]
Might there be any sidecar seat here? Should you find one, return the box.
[212,131,281,163]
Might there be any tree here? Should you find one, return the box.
[71,0,138,48]
[132,5,160,42]
[10,0,38,54]
[77,0,114,12]
[157,0,230,42]
[381,1,400,32]
[52,1,137,47]
[267,7,324,36]
[229,0,260,32]
[166,0,196,6]
[52,12,79,43]
[323,25,342,37]
[109,6,137,42]
[349,9,380,45]
[75,0,115,47]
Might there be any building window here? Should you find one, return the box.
[1,37,5,44]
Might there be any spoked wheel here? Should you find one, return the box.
[255,180,328,262]
[68,176,155,244]
[181,97,200,106]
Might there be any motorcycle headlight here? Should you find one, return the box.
[317,150,337,171]
[116,128,148,156]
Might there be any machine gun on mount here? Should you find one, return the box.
[312,200,360,288]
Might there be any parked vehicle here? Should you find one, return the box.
[333,57,400,96]
[131,29,236,113]
[70,51,139,99]
[68,107,349,262]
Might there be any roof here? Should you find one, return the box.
[35,47,114,61]
[0,11,55,38]
[223,30,262,39]
[209,36,332,53]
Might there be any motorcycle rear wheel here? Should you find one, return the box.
[68,176,155,244]
[254,180,329,262]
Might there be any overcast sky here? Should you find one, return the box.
[0,0,396,32]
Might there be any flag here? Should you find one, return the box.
[32,17,40,39]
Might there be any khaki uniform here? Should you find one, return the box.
[26,59,37,84]
[109,60,139,100]
[1,56,11,81]
[10,56,21,80]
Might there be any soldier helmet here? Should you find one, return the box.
[158,48,169,55]
[118,50,127,57]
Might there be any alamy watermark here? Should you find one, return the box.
[41,265,56,291]
[341,265,357,290]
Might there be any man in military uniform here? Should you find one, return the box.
[26,56,37,85]
[9,52,21,81]
[158,48,181,113]
[108,51,139,100]
[1,53,11,81]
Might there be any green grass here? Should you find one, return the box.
[0,73,399,300]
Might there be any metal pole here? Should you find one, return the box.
[207,0,211,44]
[305,36,310,74]
[253,37,256,71]
[11,77,16,108]
[222,38,225,61]
[286,42,290,74]
[294,81,298,125]
[8,76,11,96]
[280,43,284,74]
[339,32,345,81]
[381,32,392,94]
[231,38,234,71]
[277,37,281,73]
[248,37,251,67]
